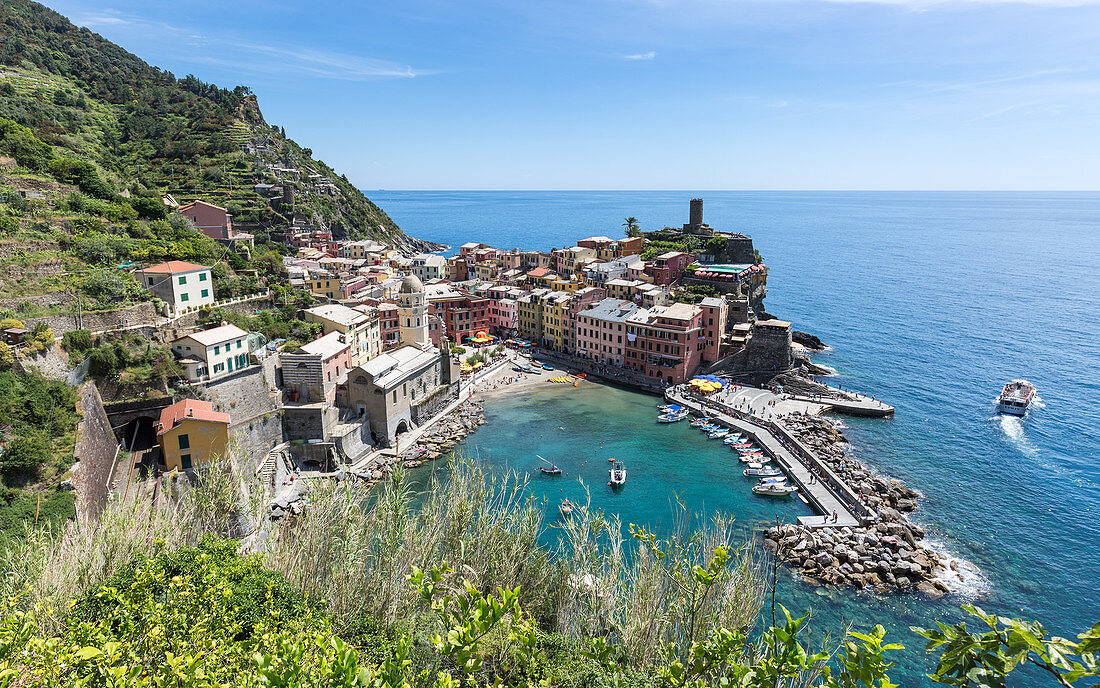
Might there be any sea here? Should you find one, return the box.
[369,190,1100,683]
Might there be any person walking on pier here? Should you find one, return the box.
[831,510,838,523]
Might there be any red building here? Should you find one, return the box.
[624,302,705,384]
[429,291,492,344]
[646,251,694,285]
[699,297,728,364]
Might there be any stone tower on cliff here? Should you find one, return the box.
[397,274,430,350]
[683,198,714,236]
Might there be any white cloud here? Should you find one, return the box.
[74,14,131,27]
[623,51,657,60]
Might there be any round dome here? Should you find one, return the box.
[399,273,424,294]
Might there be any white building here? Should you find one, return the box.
[140,261,214,314]
[410,254,446,282]
[171,323,251,382]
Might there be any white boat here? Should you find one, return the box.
[609,462,627,488]
[740,454,770,464]
[559,499,575,516]
[743,461,766,470]
[707,429,729,439]
[997,379,1036,415]
[753,483,798,497]
[758,476,789,486]
[657,409,688,423]
[744,466,783,477]
[723,435,747,445]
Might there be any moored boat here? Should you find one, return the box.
[740,454,770,464]
[537,455,562,475]
[997,379,1036,415]
[559,499,575,516]
[744,466,783,477]
[690,416,712,427]
[657,409,689,423]
[707,428,729,439]
[753,483,798,497]
[723,435,747,445]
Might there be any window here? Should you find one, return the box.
[200,289,209,298]
[181,454,192,469]
[213,345,220,355]
[199,273,207,282]
[178,276,187,285]
[178,434,190,450]
[237,340,243,349]
[181,293,189,302]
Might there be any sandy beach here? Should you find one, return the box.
[470,356,592,402]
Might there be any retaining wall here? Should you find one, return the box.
[71,382,119,520]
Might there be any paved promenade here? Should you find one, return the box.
[666,388,864,528]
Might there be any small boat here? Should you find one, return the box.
[753,483,798,497]
[560,499,575,516]
[723,435,746,445]
[698,423,720,432]
[541,363,555,371]
[744,466,783,477]
[737,448,762,455]
[743,461,766,470]
[657,409,689,423]
[659,404,685,413]
[757,476,788,485]
[707,429,729,439]
[609,461,627,488]
[537,455,562,475]
[690,416,712,427]
[997,379,1036,416]
[730,442,753,449]
[740,454,770,464]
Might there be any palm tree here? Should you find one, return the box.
[622,217,641,237]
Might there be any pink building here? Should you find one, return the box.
[624,302,705,384]
[700,297,728,364]
[647,251,694,285]
[488,297,518,337]
[575,298,639,366]
[179,200,232,240]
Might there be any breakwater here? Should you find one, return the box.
[668,387,953,595]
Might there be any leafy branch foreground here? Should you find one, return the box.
[0,460,1095,687]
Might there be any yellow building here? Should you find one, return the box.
[306,277,341,299]
[517,288,550,342]
[157,399,230,471]
[543,292,573,351]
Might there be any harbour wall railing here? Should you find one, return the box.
[667,387,877,525]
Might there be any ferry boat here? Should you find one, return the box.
[997,379,1036,416]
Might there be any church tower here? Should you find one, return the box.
[397,274,430,350]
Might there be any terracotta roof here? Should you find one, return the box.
[178,199,228,212]
[158,399,229,435]
[527,267,552,278]
[143,260,210,274]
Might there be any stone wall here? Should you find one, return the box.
[22,302,159,338]
[202,358,282,466]
[283,405,338,442]
[71,382,119,520]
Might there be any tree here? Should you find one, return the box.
[0,432,49,480]
[0,342,13,370]
[623,216,641,238]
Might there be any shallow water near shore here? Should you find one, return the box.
[385,191,1100,683]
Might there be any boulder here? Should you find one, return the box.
[917,582,943,599]
[879,507,902,523]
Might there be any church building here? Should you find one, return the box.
[338,274,461,447]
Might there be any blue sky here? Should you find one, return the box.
[46,0,1100,190]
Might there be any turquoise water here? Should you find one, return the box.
[376,191,1100,682]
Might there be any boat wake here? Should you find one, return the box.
[996,414,1040,460]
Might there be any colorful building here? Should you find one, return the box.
[624,303,704,384]
[156,399,230,472]
[575,298,639,366]
[647,251,694,285]
[699,296,728,364]
[280,331,352,404]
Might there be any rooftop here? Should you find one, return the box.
[174,323,248,346]
[578,298,639,323]
[158,399,229,435]
[304,304,369,327]
[358,345,439,389]
[143,260,209,274]
[298,331,349,359]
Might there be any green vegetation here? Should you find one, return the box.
[63,331,182,387]
[623,216,641,238]
[0,0,406,247]
[0,459,1094,687]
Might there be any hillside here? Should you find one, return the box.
[0,0,438,252]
